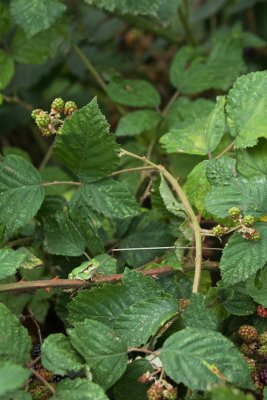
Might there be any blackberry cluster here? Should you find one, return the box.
[238,324,267,392]
[32,97,78,136]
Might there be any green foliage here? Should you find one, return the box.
[54,98,120,182]
[80,179,140,219]
[68,319,128,389]
[116,110,161,137]
[106,79,161,107]
[0,248,26,279]
[0,303,31,364]
[0,155,45,234]
[0,50,14,90]
[220,223,267,285]
[10,0,66,38]
[51,378,109,400]
[226,71,267,148]
[41,333,85,376]
[160,327,252,390]
[0,362,29,396]
[160,96,225,155]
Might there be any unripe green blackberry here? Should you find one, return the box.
[259,331,267,345]
[147,383,163,400]
[57,126,64,135]
[40,127,53,137]
[51,97,64,113]
[163,387,177,400]
[31,108,43,120]
[36,111,50,128]
[257,344,267,357]
[64,100,78,116]
[228,207,241,220]
[238,325,258,343]
[250,230,260,241]
[242,215,255,227]
[212,225,225,237]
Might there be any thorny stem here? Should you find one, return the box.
[0,262,220,294]
[120,148,202,293]
[3,94,33,111]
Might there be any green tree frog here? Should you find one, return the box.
[68,259,100,281]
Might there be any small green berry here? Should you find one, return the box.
[243,215,255,227]
[31,109,42,120]
[212,225,225,237]
[51,97,64,113]
[259,331,267,345]
[240,342,255,357]
[64,100,78,116]
[250,230,260,241]
[243,356,256,374]
[147,383,163,400]
[36,111,50,128]
[40,127,53,137]
[257,344,267,357]
[228,207,241,220]
[163,387,177,400]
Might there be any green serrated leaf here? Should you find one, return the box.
[0,303,31,364]
[205,178,267,218]
[80,179,139,219]
[10,0,66,38]
[220,286,256,316]
[16,247,42,270]
[220,223,267,285]
[226,71,267,148]
[84,0,161,16]
[159,175,185,217]
[160,327,252,390]
[50,378,109,400]
[184,161,211,214]
[170,30,245,94]
[106,79,161,108]
[246,266,267,307]
[0,248,26,279]
[165,97,214,131]
[68,319,127,389]
[43,212,85,256]
[41,333,85,376]
[206,157,237,186]
[0,155,45,234]
[11,27,67,64]
[183,293,219,330]
[0,362,30,396]
[54,98,120,182]
[68,270,162,326]
[0,50,14,90]
[160,97,225,155]
[114,296,178,346]
[237,139,267,178]
[116,110,161,136]
[113,359,153,400]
